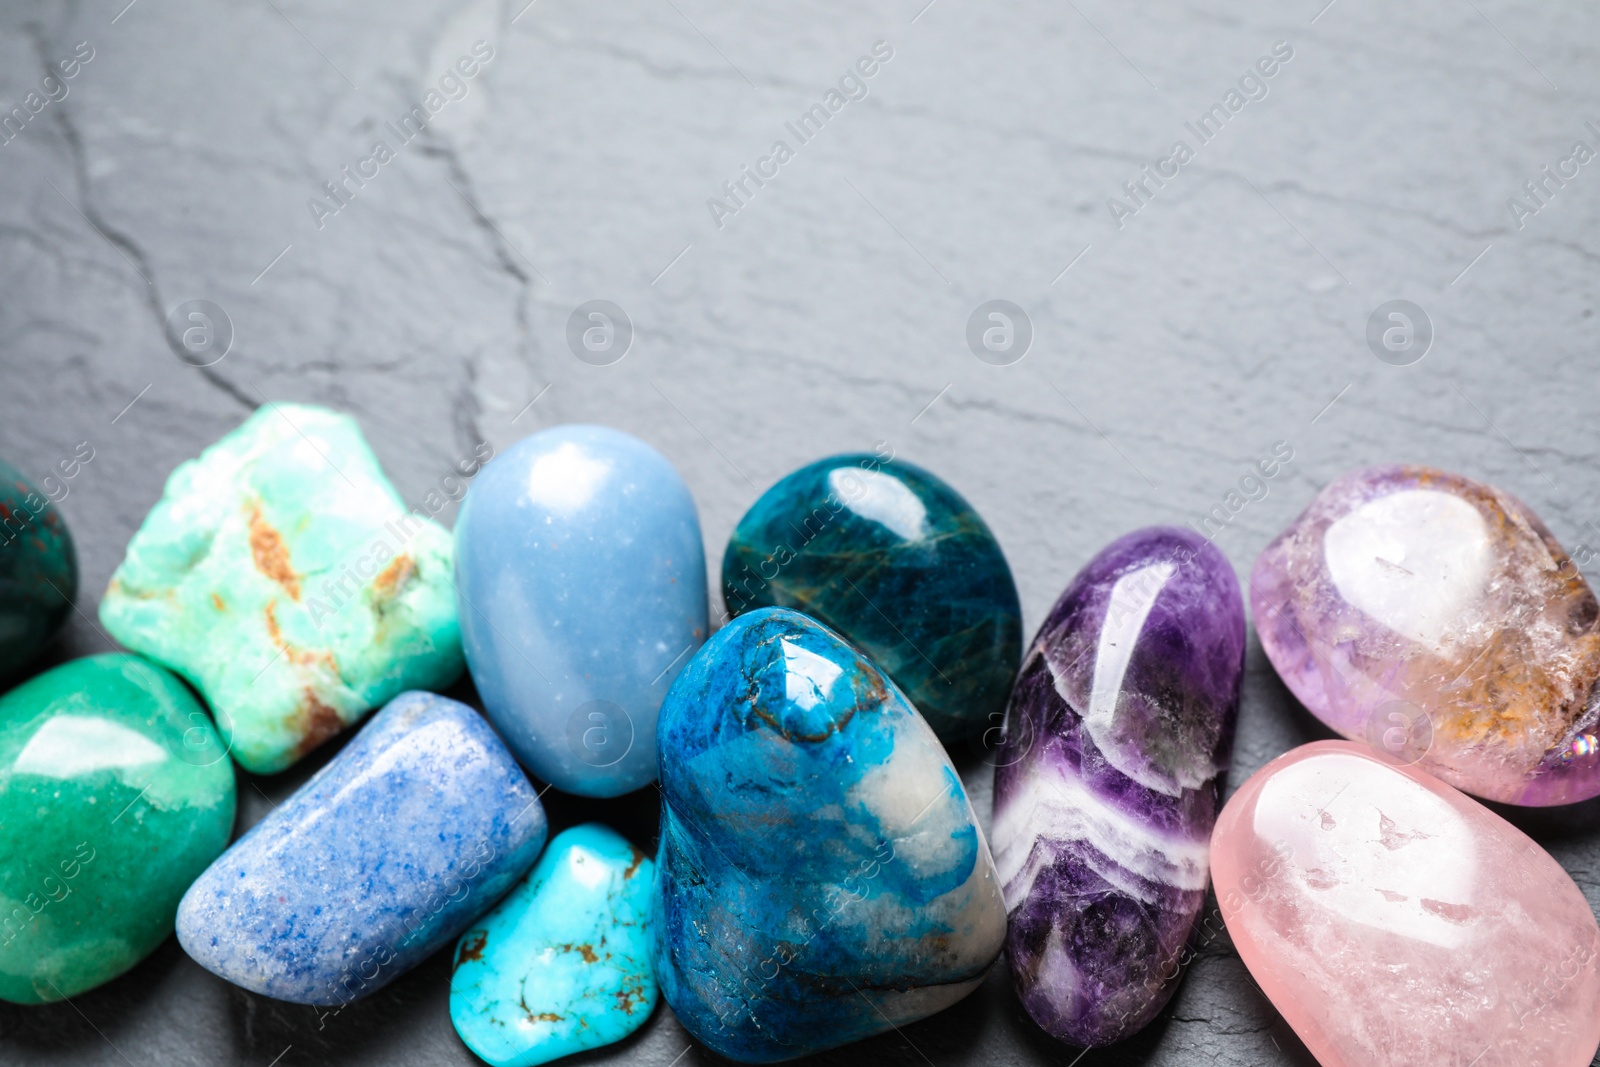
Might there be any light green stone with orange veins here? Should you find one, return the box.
[99,403,463,774]
[450,823,657,1067]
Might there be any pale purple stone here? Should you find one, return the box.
[1251,464,1600,806]
[992,526,1245,1047]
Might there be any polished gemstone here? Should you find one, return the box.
[0,457,78,680]
[1253,465,1600,805]
[99,404,463,775]
[0,654,235,1004]
[455,424,707,797]
[653,606,1006,1063]
[1214,740,1600,1067]
[451,824,656,1067]
[176,691,545,1006]
[992,526,1245,1046]
[722,452,1021,740]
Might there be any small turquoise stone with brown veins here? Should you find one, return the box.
[722,452,1021,740]
[450,823,656,1066]
[0,455,81,680]
[98,404,463,774]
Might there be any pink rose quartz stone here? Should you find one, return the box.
[1252,465,1600,806]
[1214,741,1600,1067]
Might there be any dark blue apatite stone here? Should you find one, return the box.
[721,453,1021,740]
[652,606,1006,1063]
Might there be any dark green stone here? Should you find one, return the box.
[0,458,77,680]
[721,453,1022,740]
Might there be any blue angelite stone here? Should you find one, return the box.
[455,425,708,797]
[175,691,547,1006]
[722,453,1021,741]
[653,607,1007,1063]
[450,824,656,1067]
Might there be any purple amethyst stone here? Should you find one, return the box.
[991,526,1245,1046]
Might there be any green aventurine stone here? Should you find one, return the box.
[0,654,236,1004]
[98,404,464,774]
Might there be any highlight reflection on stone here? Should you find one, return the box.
[652,607,1006,1063]
[1214,741,1600,1067]
[992,527,1244,1046]
[1252,465,1600,805]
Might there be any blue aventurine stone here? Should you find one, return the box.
[450,823,656,1067]
[652,607,1006,1063]
[455,425,708,797]
[722,453,1021,740]
[175,691,547,1006]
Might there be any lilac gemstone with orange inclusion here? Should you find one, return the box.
[1252,465,1600,806]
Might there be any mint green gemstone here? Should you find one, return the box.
[0,653,236,1004]
[450,824,657,1066]
[99,404,464,774]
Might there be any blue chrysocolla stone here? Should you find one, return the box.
[176,691,547,1007]
[722,453,1021,740]
[450,824,656,1067]
[652,607,1006,1063]
[455,425,708,797]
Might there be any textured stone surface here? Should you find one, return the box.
[0,654,235,1004]
[653,606,1005,1062]
[99,404,464,775]
[450,823,656,1067]
[0,457,78,682]
[1253,465,1600,805]
[4,0,1600,1063]
[1213,740,1600,1067]
[455,424,707,797]
[176,692,546,1005]
[723,453,1021,740]
[992,527,1245,1046]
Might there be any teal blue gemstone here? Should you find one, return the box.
[450,824,656,1066]
[722,453,1021,739]
[0,458,78,680]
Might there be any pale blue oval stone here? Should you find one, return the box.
[450,823,657,1066]
[454,425,707,796]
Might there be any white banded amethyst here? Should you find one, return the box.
[992,527,1244,1046]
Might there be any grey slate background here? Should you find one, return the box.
[1,0,1598,1064]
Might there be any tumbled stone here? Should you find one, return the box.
[653,606,1006,1063]
[992,526,1245,1046]
[99,403,463,775]
[0,653,235,1004]
[451,823,656,1067]
[1253,464,1600,805]
[1214,740,1600,1067]
[0,457,78,680]
[176,691,546,1006]
[722,452,1021,741]
[455,424,707,797]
